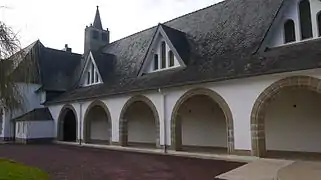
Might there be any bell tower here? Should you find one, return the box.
[84,6,110,53]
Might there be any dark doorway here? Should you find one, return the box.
[63,110,77,142]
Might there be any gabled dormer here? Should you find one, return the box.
[80,52,103,86]
[138,24,189,76]
[262,0,321,49]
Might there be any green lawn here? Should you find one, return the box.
[0,159,49,180]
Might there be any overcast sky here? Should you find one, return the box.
[1,0,221,53]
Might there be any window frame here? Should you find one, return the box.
[298,0,313,40]
[161,41,166,69]
[154,54,159,70]
[284,19,296,43]
[168,50,174,67]
[317,11,321,37]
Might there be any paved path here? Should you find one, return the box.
[217,159,321,180]
[0,144,244,180]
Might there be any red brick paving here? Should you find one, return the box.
[0,144,244,180]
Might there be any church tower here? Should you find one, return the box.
[84,6,110,53]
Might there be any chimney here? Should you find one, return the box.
[63,44,72,52]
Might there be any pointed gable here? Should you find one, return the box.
[80,51,103,86]
[138,24,188,76]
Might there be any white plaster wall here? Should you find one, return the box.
[125,101,156,143]
[180,95,227,147]
[28,121,54,139]
[15,121,27,139]
[48,68,321,151]
[88,107,110,140]
[265,88,321,152]
[2,83,42,139]
[266,0,321,48]
[48,104,64,138]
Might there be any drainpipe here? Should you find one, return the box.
[79,102,83,145]
[158,88,167,153]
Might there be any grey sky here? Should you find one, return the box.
[1,0,221,53]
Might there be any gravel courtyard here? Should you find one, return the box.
[0,144,244,180]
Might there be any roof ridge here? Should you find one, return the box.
[104,0,227,48]
[44,47,82,56]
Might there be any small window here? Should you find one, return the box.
[95,71,99,83]
[92,30,99,39]
[102,32,108,41]
[161,42,166,69]
[154,54,159,70]
[317,12,321,37]
[169,51,174,67]
[91,64,95,83]
[284,20,296,43]
[87,71,90,85]
[299,0,313,40]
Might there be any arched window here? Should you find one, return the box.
[91,63,95,83]
[161,42,166,69]
[169,50,174,67]
[299,0,313,40]
[154,54,159,70]
[284,20,296,43]
[317,12,321,37]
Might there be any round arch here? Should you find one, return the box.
[171,88,235,154]
[119,95,160,147]
[251,76,321,157]
[83,100,112,144]
[57,104,78,141]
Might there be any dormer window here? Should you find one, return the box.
[139,24,187,76]
[148,39,183,73]
[299,0,313,40]
[284,19,296,43]
[86,63,100,85]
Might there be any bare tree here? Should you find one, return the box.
[0,21,33,112]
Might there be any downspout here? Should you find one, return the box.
[158,88,167,153]
[79,102,83,145]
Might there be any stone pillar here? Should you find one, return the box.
[119,118,128,146]
[251,122,266,157]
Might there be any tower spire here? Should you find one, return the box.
[93,6,103,30]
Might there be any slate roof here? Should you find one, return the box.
[38,45,82,91]
[14,107,53,121]
[160,24,190,65]
[47,0,289,104]
[14,41,82,91]
[42,0,321,104]
[91,51,116,83]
